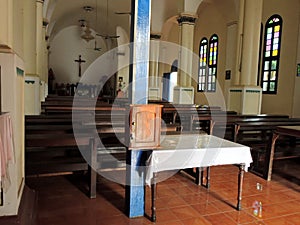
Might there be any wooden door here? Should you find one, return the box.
[129,104,162,149]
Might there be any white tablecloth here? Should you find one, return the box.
[0,113,15,192]
[145,134,252,185]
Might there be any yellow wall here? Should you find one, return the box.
[261,0,300,116]
[193,3,227,107]
[13,0,24,58]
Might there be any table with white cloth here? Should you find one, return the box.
[145,134,252,222]
[0,112,15,206]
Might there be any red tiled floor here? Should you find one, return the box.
[26,163,300,225]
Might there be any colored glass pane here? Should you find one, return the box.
[267,27,272,34]
[270,71,276,80]
[267,33,272,40]
[270,82,275,91]
[264,61,269,70]
[272,49,278,56]
[263,82,268,91]
[264,71,269,80]
[271,60,277,70]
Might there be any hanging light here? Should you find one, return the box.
[81,26,94,42]
[80,6,94,42]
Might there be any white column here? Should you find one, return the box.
[24,0,37,75]
[228,0,263,114]
[224,22,238,103]
[0,0,13,48]
[148,33,161,100]
[42,20,48,82]
[23,0,41,115]
[177,13,197,87]
[240,0,263,86]
[233,0,245,86]
[149,33,161,87]
[36,0,44,80]
[173,13,197,104]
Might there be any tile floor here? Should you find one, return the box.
[26,161,300,225]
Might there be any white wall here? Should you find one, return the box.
[49,25,107,84]
[0,53,24,216]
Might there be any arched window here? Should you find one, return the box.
[208,34,218,92]
[198,35,218,92]
[261,15,283,94]
[198,38,208,91]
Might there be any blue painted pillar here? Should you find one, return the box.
[125,0,151,218]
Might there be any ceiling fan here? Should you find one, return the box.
[114,11,131,15]
[96,0,120,40]
[86,39,101,51]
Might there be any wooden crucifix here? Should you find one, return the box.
[74,55,86,77]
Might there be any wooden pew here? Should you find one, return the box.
[231,118,300,177]
[25,133,97,198]
[233,118,300,143]
[264,126,300,181]
[209,114,290,141]
[25,112,181,175]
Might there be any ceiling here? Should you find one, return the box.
[45,0,183,42]
[44,0,238,43]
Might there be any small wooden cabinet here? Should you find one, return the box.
[129,104,163,150]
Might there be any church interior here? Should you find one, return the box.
[1,0,300,224]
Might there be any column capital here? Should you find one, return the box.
[177,13,198,25]
[150,33,161,40]
[36,0,44,3]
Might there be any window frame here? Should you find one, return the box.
[197,34,218,92]
[198,38,208,92]
[261,14,283,94]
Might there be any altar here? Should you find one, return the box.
[145,134,253,222]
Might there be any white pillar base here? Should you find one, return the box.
[148,87,160,101]
[25,76,41,115]
[40,80,45,102]
[173,86,194,104]
[228,86,262,114]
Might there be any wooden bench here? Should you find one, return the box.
[265,126,300,181]
[25,112,182,175]
[25,133,97,198]
[231,118,300,177]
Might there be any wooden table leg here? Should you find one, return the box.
[196,167,211,189]
[237,164,245,210]
[89,138,97,199]
[264,133,279,181]
[206,167,211,189]
[151,172,157,222]
[195,167,201,185]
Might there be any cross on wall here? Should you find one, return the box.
[74,55,86,77]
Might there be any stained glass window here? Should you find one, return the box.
[198,35,218,92]
[198,38,208,91]
[261,15,282,94]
